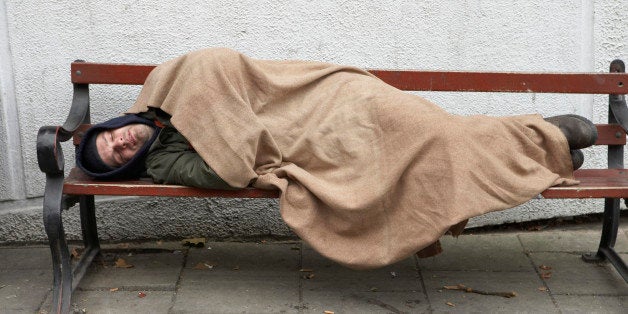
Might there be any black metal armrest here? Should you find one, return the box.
[37,81,90,176]
[37,81,92,314]
[36,126,67,175]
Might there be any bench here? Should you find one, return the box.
[37,59,628,313]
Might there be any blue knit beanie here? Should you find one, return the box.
[76,114,160,180]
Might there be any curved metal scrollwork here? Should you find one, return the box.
[609,60,628,133]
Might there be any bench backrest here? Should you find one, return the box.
[69,61,628,147]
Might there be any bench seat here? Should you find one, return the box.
[64,123,628,199]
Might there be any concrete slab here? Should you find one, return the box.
[173,242,301,313]
[78,251,184,290]
[528,252,628,295]
[301,247,421,291]
[300,247,428,313]
[554,295,627,313]
[302,291,429,314]
[416,234,531,272]
[66,290,174,314]
[172,279,300,314]
[0,269,51,313]
[185,242,301,277]
[518,229,628,252]
[423,270,558,313]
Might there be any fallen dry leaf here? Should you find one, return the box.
[538,286,548,291]
[182,237,206,247]
[70,247,82,260]
[446,302,455,307]
[138,291,146,298]
[114,258,134,268]
[109,287,119,292]
[540,272,552,279]
[324,311,334,314]
[193,262,215,270]
[539,265,552,270]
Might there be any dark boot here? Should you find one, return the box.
[544,114,598,149]
[570,149,584,170]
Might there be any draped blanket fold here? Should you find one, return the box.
[128,48,576,269]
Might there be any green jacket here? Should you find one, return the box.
[139,109,233,189]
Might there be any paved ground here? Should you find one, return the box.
[1,219,627,313]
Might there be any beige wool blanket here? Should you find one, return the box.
[128,48,576,269]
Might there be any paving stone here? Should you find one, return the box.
[423,270,558,313]
[78,252,184,290]
[69,290,173,314]
[528,252,628,295]
[299,248,427,313]
[519,229,628,253]
[302,291,429,314]
[554,295,627,313]
[0,247,52,269]
[0,269,51,313]
[174,242,301,313]
[185,242,301,277]
[301,247,421,292]
[416,234,532,271]
[172,278,300,313]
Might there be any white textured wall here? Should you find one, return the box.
[1,1,627,242]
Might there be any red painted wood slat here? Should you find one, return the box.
[63,168,280,198]
[71,62,628,94]
[63,167,628,199]
[541,169,628,199]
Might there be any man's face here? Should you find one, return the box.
[96,124,155,168]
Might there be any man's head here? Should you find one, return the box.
[77,114,160,179]
[95,123,155,168]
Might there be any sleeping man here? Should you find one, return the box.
[76,48,598,269]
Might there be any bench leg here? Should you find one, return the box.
[43,176,72,314]
[72,195,101,291]
[582,198,627,282]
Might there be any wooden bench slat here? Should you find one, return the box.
[71,63,156,85]
[541,169,628,199]
[370,70,628,94]
[596,124,626,145]
[71,62,628,94]
[65,167,628,200]
[63,168,280,198]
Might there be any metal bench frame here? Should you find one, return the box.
[37,60,628,314]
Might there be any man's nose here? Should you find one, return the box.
[112,136,127,149]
